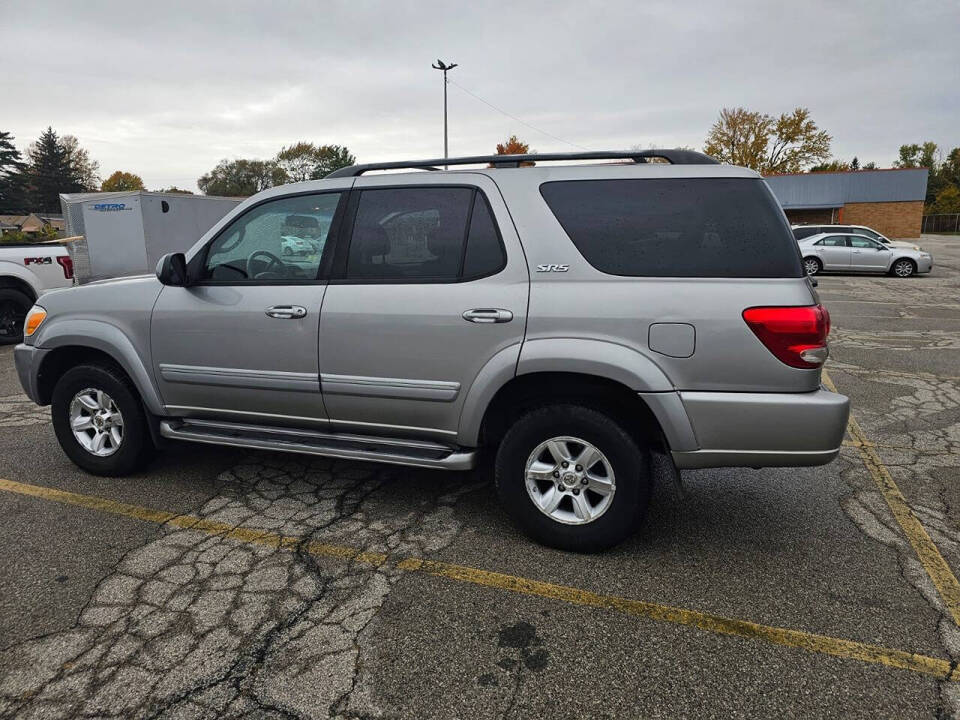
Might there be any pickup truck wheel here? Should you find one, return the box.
[0,288,32,345]
[495,404,650,552]
[51,364,152,476]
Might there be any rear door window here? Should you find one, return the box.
[816,236,848,247]
[344,187,505,282]
[540,178,802,278]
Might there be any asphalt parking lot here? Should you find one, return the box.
[0,235,958,719]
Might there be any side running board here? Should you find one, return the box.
[159,419,477,471]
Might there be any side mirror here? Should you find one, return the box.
[156,252,189,286]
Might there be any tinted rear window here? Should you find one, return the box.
[793,226,823,240]
[540,178,802,278]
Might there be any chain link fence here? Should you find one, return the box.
[922,213,960,234]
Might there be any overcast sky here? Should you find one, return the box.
[3,0,958,191]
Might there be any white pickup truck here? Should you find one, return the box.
[0,242,74,343]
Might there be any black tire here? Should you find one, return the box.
[803,257,822,276]
[495,404,650,552]
[890,258,916,277]
[0,288,32,345]
[51,364,153,476]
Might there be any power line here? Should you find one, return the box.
[447,79,589,151]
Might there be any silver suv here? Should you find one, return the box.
[14,150,850,550]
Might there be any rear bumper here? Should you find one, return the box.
[671,446,842,469]
[642,386,849,469]
[14,343,48,404]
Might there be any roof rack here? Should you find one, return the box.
[326,149,719,178]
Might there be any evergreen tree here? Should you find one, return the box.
[0,131,28,212]
[22,128,99,212]
[26,127,77,213]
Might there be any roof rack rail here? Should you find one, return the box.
[326,149,719,178]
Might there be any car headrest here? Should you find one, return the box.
[426,227,448,257]
[361,225,391,257]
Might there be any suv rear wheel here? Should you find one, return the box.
[51,364,153,476]
[0,288,32,345]
[495,404,650,551]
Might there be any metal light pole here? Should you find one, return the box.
[431,59,457,168]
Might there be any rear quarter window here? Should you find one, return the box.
[539,178,803,278]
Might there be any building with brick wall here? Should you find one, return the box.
[764,168,928,238]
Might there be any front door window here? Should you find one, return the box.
[202,193,341,282]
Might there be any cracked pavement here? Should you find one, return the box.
[0,458,474,719]
[1,234,959,718]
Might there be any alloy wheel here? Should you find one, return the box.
[894,260,914,277]
[69,388,124,457]
[524,436,616,525]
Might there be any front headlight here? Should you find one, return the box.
[24,305,47,336]
[913,245,921,251]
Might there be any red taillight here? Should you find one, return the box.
[56,255,74,280]
[742,305,830,369]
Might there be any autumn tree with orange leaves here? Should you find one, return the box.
[493,135,535,166]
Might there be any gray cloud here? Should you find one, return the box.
[3,0,958,190]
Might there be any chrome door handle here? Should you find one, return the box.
[462,308,513,324]
[265,305,307,319]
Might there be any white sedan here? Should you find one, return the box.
[280,235,317,256]
[799,233,933,277]
[792,224,916,249]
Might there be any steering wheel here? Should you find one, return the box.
[246,250,286,280]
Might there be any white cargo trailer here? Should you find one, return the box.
[60,191,242,283]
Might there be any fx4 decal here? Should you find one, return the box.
[24,257,53,265]
[536,264,570,273]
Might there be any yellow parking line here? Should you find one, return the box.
[844,438,959,455]
[824,370,960,628]
[0,478,388,567]
[0,476,956,681]
[833,365,960,383]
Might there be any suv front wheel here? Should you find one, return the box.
[495,404,650,551]
[51,364,153,476]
